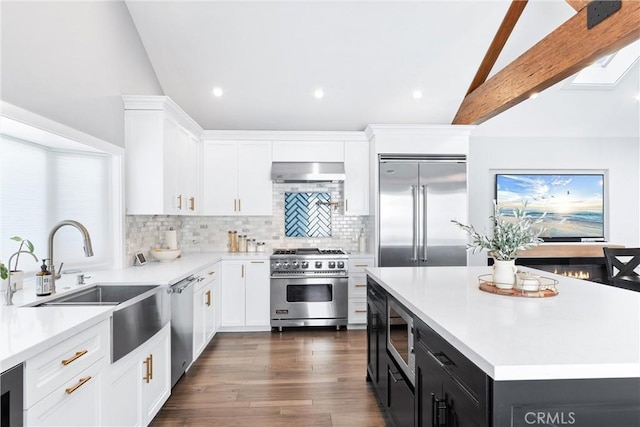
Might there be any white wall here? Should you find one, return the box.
[468,136,640,266]
[0,1,163,147]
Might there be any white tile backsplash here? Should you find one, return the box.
[125,183,370,265]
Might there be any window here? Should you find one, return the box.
[1,135,114,274]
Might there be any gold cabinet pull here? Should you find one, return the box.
[65,376,92,394]
[346,199,349,212]
[149,353,153,380]
[177,195,183,210]
[61,350,88,366]
[355,264,370,267]
[233,199,237,212]
[206,290,211,307]
[355,310,367,314]
[355,284,367,288]
[197,276,205,282]
[208,271,215,276]
[250,261,264,264]
[189,196,195,211]
[241,265,245,278]
[238,199,241,212]
[143,356,151,383]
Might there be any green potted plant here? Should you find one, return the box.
[8,236,36,290]
[452,202,545,289]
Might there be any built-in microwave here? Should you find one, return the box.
[387,300,415,385]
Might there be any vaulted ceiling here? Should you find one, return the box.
[125,0,639,137]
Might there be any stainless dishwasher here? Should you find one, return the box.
[169,275,196,388]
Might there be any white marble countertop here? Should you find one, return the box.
[366,266,640,382]
[0,306,113,372]
[1,251,269,372]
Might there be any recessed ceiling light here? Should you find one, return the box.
[412,90,423,99]
[635,93,640,101]
[529,92,539,99]
[314,89,324,99]
[212,87,223,97]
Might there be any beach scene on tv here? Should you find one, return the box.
[496,174,605,239]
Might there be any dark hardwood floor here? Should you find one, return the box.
[151,328,387,426]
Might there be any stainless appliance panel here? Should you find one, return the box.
[419,161,467,266]
[379,156,467,267]
[379,162,419,267]
[387,300,415,385]
[1,363,23,427]
[270,276,348,325]
[169,276,196,388]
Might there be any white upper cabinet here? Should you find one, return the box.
[123,96,202,215]
[344,140,370,215]
[201,140,273,216]
[272,140,344,162]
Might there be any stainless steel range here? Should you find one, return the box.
[270,248,348,330]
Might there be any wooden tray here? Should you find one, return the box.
[478,274,559,298]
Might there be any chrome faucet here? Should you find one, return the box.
[4,250,38,306]
[48,220,94,293]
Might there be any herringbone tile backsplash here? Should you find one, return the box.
[284,192,331,237]
[126,183,370,265]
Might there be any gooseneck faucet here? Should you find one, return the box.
[4,250,38,306]
[48,220,94,293]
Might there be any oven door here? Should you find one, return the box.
[270,276,348,323]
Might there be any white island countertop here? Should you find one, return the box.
[366,266,640,382]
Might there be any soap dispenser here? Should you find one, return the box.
[35,259,52,296]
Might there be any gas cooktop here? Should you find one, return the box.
[272,248,347,256]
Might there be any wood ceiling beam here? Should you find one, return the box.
[566,0,591,12]
[465,0,528,96]
[453,0,640,126]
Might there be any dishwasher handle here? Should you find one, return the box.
[169,276,196,294]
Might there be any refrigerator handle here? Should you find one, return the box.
[411,185,418,263]
[421,185,428,262]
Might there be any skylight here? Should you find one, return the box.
[566,41,639,88]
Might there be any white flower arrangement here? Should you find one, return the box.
[452,202,545,261]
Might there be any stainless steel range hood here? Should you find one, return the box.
[271,162,345,183]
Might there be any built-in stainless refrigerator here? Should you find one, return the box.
[378,155,467,267]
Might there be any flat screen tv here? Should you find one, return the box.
[495,173,605,242]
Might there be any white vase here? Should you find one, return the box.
[9,270,24,290]
[492,259,517,289]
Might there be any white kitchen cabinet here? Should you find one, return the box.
[103,323,171,427]
[272,140,345,162]
[220,259,270,330]
[348,256,374,325]
[344,140,370,215]
[25,360,106,426]
[24,319,110,426]
[193,263,218,360]
[201,140,273,216]
[124,96,201,215]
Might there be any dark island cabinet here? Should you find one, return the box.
[414,317,490,427]
[367,278,387,404]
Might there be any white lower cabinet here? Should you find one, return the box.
[221,259,270,329]
[103,323,171,427]
[24,319,110,426]
[25,354,106,426]
[348,256,374,325]
[193,263,218,360]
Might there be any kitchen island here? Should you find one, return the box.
[366,266,640,427]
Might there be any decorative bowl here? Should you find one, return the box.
[151,249,181,262]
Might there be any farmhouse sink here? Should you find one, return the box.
[37,284,170,362]
[38,284,158,306]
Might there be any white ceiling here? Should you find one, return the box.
[125,0,639,136]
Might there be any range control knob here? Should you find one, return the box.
[328,261,336,268]
[337,261,345,269]
[282,262,289,269]
[301,261,309,269]
[315,261,323,269]
[292,261,299,269]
